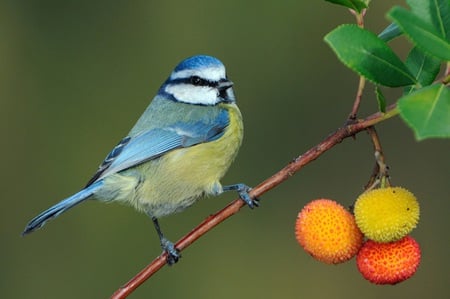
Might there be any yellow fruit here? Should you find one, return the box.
[295,199,363,264]
[354,187,420,242]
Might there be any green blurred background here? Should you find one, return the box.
[2,1,449,298]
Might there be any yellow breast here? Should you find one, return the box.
[130,103,244,217]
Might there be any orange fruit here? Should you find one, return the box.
[295,199,363,264]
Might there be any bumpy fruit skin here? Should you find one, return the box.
[357,236,421,284]
[354,187,420,242]
[295,199,363,264]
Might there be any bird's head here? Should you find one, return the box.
[160,55,235,106]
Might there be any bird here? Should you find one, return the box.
[22,55,257,264]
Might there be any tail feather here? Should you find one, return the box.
[22,180,103,235]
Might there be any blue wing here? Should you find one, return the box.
[86,110,229,186]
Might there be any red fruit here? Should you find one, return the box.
[357,236,421,284]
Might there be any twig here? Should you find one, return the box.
[364,127,390,190]
[111,104,399,299]
[349,76,366,120]
[347,9,366,121]
[442,62,450,85]
[349,8,366,28]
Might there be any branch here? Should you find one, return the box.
[111,104,400,299]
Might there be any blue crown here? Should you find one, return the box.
[174,55,224,72]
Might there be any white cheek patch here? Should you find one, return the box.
[165,84,219,105]
[171,67,225,82]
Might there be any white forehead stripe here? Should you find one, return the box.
[164,84,220,105]
[170,66,225,81]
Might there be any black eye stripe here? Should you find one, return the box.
[190,76,210,86]
[168,76,218,87]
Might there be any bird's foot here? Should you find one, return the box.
[160,237,181,265]
[223,183,259,209]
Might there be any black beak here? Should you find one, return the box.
[217,80,233,91]
[217,79,235,103]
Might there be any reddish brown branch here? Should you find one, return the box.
[111,104,399,299]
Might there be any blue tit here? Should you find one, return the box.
[22,55,257,264]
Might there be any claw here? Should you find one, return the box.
[161,237,181,265]
[223,183,259,209]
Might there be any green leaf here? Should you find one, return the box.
[325,0,370,13]
[375,86,387,113]
[398,84,450,140]
[432,0,450,40]
[405,47,441,87]
[407,0,450,40]
[324,24,416,87]
[381,1,450,42]
[407,0,438,27]
[378,22,403,42]
[403,46,441,95]
[437,0,450,40]
[388,6,450,61]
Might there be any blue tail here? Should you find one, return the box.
[22,180,103,235]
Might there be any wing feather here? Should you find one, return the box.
[86,110,229,186]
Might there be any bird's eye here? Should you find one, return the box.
[190,76,205,86]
